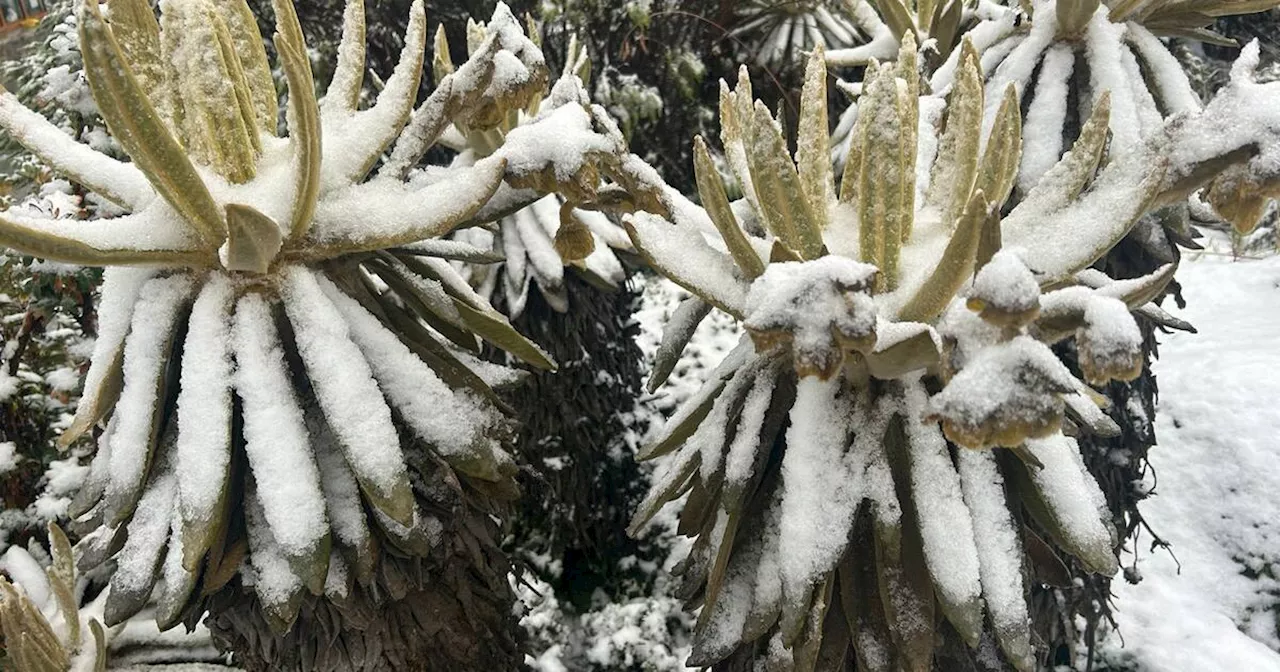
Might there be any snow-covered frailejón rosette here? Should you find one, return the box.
[623,34,1280,671]
[0,0,630,667]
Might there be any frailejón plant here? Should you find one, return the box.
[622,33,1280,671]
[0,0,629,669]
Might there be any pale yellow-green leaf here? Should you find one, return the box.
[866,327,941,379]
[224,0,279,134]
[79,0,226,247]
[858,65,910,289]
[104,0,167,114]
[223,204,284,274]
[869,0,919,40]
[1018,91,1110,215]
[0,210,210,268]
[694,136,766,278]
[974,83,1022,210]
[649,296,712,393]
[161,4,257,184]
[1057,0,1101,38]
[897,189,989,323]
[433,24,454,86]
[797,44,832,229]
[324,0,366,114]
[61,348,123,449]
[213,13,263,155]
[926,39,982,230]
[453,298,557,371]
[748,102,825,259]
[277,36,322,242]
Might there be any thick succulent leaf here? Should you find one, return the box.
[843,515,896,672]
[858,65,912,288]
[797,44,832,229]
[719,68,760,217]
[874,413,935,672]
[0,90,154,209]
[629,444,701,537]
[161,3,258,183]
[902,382,984,646]
[223,0,278,133]
[927,40,983,229]
[693,136,766,279]
[156,513,199,630]
[747,102,825,260]
[1016,434,1119,575]
[393,238,504,263]
[232,291,331,591]
[322,0,427,184]
[276,32,322,242]
[282,267,416,525]
[1057,0,1101,37]
[1004,141,1167,281]
[104,0,165,105]
[896,189,991,323]
[321,0,367,115]
[625,210,749,316]
[866,322,941,379]
[174,275,235,570]
[0,209,209,268]
[638,340,752,462]
[62,269,157,448]
[453,297,556,370]
[956,449,1035,672]
[302,158,505,258]
[105,466,175,626]
[242,485,309,632]
[223,204,283,274]
[79,0,225,247]
[974,84,1022,210]
[1016,91,1111,217]
[103,275,194,526]
[649,295,714,393]
[777,377,860,644]
[869,0,919,39]
[367,257,478,352]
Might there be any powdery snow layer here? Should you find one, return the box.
[1095,244,1280,672]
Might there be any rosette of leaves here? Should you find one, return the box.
[0,0,624,669]
[0,524,110,672]
[729,0,868,68]
[621,37,1280,671]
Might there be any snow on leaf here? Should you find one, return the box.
[231,291,328,561]
[174,273,234,566]
[317,274,512,480]
[103,274,195,525]
[902,380,983,646]
[281,266,414,525]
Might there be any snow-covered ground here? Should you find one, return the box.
[1094,243,1280,672]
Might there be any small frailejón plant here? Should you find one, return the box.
[441,31,661,606]
[623,34,1280,671]
[0,0,625,669]
[0,524,110,672]
[447,34,633,316]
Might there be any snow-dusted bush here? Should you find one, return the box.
[620,30,1280,670]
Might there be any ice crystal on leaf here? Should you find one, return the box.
[0,0,630,636]
[622,31,1280,671]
